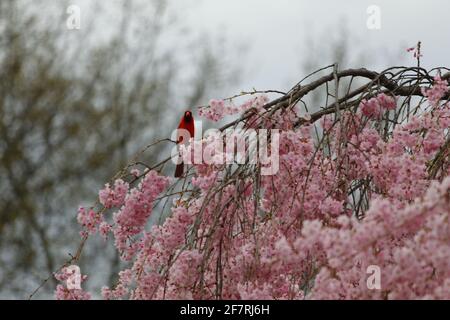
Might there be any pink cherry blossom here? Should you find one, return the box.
[421,75,448,106]
[54,266,91,300]
[62,69,449,300]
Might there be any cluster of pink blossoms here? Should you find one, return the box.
[54,266,91,300]
[60,72,449,300]
[421,75,448,106]
[199,99,233,121]
[77,207,104,237]
[99,179,129,209]
[407,45,423,59]
[360,93,397,119]
[199,95,270,122]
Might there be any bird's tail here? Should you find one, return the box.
[174,161,184,178]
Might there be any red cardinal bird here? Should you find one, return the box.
[174,110,195,177]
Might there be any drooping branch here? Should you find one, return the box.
[221,66,450,131]
[29,65,450,300]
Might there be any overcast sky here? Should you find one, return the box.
[183,0,450,92]
[74,0,449,95]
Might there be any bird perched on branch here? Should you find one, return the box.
[175,111,195,177]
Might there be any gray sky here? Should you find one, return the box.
[184,0,450,92]
[74,0,450,95]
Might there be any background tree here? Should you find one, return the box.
[0,0,236,298]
